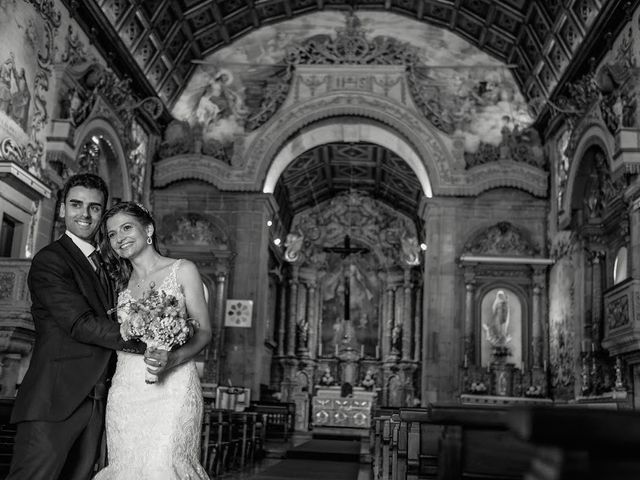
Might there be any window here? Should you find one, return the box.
[613,247,628,284]
[0,214,17,257]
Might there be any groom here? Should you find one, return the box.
[8,173,143,480]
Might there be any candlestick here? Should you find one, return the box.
[375,345,380,358]
[335,344,338,356]
[319,343,322,357]
[463,354,468,369]
[360,345,365,357]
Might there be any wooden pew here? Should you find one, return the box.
[508,406,640,480]
[202,408,233,476]
[0,398,15,478]
[398,408,443,480]
[248,401,295,442]
[428,403,534,480]
[370,407,399,480]
[387,404,534,480]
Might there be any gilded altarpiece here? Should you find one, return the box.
[276,191,422,430]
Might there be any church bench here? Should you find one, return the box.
[430,404,534,480]
[201,408,233,477]
[508,406,640,480]
[0,398,15,478]
[397,407,443,480]
[370,412,395,480]
[387,404,533,480]
[248,401,295,442]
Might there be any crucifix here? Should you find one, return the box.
[324,235,369,324]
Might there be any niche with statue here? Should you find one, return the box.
[459,222,551,402]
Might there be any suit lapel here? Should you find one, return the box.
[58,235,112,311]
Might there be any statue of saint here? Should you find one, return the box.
[483,289,511,347]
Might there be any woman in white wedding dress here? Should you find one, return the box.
[94,202,211,479]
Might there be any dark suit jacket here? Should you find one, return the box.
[11,234,139,423]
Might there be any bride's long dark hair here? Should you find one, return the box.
[97,201,160,293]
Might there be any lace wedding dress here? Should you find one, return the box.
[94,260,209,479]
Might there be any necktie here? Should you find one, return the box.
[89,251,111,299]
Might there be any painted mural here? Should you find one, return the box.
[320,252,380,358]
[549,255,578,399]
[172,10,533,156]
[0,0,46,145]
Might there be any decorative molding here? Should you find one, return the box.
[462,222,540,257]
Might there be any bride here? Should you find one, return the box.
[94,202,211,479]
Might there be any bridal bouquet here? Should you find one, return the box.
[118,283,196,383]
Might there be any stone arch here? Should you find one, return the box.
[154,92,453,193]
[262,119,433,197]
[560,122,614,229]
[154,89,547,197]
[251,93,448,196]
[73,117,132,203]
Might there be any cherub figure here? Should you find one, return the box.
[284,231,304,262]
[400,234,420,265]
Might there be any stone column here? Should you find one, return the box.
[277,281,287,356]
[382,281,394,360]
[212,266,229,383]
[296,283,308,356]
[532,268,545,368]
[463,267,476,367]
[413,282,422,363]
[387,285,398,359]
[287,265,299,356]
[307,277,318,359]
[590,250,604,347]
[402,267,413,361]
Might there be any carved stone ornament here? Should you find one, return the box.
[606,295,630,330]
[289,190,417,269]
[463,222,539,256]
[163,214,229,249]
[0,138,26,166]
[549,230,578,260]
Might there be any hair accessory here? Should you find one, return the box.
[146,235,153,245]
[136,202,151,215]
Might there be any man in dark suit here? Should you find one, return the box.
[7,173,142,480]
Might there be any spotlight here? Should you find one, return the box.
[267,220,273,227]
[274,238,281,246]
[420,243,427,251]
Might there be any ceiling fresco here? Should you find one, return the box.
[172,10,533,155]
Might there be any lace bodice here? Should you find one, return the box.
[118,258,185,309]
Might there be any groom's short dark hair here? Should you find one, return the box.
[61,173,109,209]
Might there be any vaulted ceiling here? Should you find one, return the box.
[275,142,423,219]
[67,0,633,221]
[72,0,628,116]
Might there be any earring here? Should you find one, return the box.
[146,236,152,245]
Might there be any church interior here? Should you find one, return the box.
[2,0,640,478]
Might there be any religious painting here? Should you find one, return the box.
[0,0,41,142]
[548,255,578,400]
[320,253,380,357]
[172,10,532,158]
[480,287,523,368]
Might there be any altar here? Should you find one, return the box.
[312,386,376,430]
